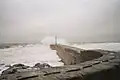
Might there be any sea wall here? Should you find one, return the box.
[50,44,103,65]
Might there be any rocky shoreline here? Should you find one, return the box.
[1,63,51,76]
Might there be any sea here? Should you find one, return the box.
[0,36,120,74]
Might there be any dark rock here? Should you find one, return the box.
[12,64,25,67]
[0,45,10,49]
[33,63,51,69]
[0,63,5,66]
[12,64,29,69]
[42,63,51,68]
[34,63,41,68]
[2,68,17,75]
[5,64,11,67]
[1,64,30,75]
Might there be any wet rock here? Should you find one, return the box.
[33,63,51,69]
[5,64,11,67]
[12,64,30,69]
[1,64,30,75]
[41,63,51,68]
[2,68,17,75]
[12,64,25,67]
[34,63,41,68]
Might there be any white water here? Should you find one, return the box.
[41,36,68,45]
[72,43,120,51]
[0,36,66,74]
[0,37,120,74]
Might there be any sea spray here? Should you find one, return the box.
[41,36,68,45]
[0,36,68,74]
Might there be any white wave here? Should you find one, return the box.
[72,43,120,51]
[0,36,68,74]
[0,43,64,74]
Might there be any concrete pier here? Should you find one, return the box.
[50,44,103,65]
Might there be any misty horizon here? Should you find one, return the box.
[1,0,120,43]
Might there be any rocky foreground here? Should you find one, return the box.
[1,63,51,76]
[0,44,120,80]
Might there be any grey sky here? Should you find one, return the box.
[0,0,120,43]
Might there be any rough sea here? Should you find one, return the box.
[0,36,120,74]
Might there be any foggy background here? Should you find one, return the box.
[0,0,120,43]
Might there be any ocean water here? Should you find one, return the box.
[72,42,120,51]
[0,44,65,74]
[0,36,67,74]
[0,37,120,74]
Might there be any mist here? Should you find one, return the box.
[0,0,120,43]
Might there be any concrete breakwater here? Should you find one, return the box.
[0,44,120,80]
[50,44,103,65]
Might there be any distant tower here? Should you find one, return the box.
[55,36,57,45]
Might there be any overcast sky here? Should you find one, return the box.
[0,0,120,43]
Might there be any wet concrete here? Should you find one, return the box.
[50,44,103,65]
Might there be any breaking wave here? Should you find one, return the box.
[0,36,68,74]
